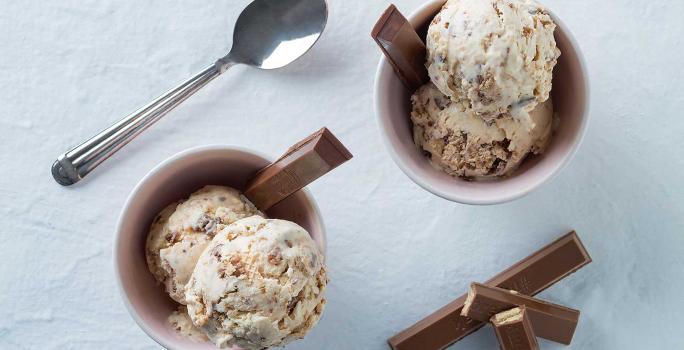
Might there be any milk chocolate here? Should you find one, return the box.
[388,231,591,350]
[491,307,539,350]
[244,127,352,210]
[371,4,428,90]
[463,283,579,345]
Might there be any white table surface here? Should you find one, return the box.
[1,0,683,349]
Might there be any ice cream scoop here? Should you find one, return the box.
[411,83,553,178]
[185,216,327,350]
[426,0,560,124]
[145,186,264,304]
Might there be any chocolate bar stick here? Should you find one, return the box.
[491,307,539,350]
[388,231,591,350]
[244,128,352,210]
[371,4,428,90]
[463,283,579,345]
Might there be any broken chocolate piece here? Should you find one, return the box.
[244,127,352,210]
[371,4,429,90]
[463,283,579,345]
[491,307,539,350]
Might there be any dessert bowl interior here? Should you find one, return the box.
[374,0,589,205]
[114,146,326,350]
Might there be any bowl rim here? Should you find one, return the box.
[113,144,327,350]
[373,0,591,205]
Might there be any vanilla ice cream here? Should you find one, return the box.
[411,83,553,178]
[146,186,263,304]
[426,0,560,123]
[185,216,327,350]
[168,306,209,342]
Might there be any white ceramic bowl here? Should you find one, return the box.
[114,145,326,350]
[374,0,590,205]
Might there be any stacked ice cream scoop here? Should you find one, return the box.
[411,0,560,179]
[146,186,327,349]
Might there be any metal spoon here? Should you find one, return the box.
[52,0,328,186]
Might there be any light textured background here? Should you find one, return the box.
[1,0,683,349]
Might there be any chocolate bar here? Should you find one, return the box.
[463,283,579,345]
[244,127,352,210]
[371,4,428,90]
[388,231,591,350]
[491,307,539,350]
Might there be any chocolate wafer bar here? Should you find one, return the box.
[463,283,579,345]
[388,231,591,350]
[491,307,539,350]
[244,127,352,210]
[371,4,428,90]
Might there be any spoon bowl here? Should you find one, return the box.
[227,0,328,69]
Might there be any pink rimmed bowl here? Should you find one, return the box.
[114,145,326,350]
[374,0,590,205]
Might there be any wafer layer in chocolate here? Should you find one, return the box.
[388,231,591,350]
[245,127,352,210]
[491,307,539,350]
[463,283,579,345]
[371,4,428,90]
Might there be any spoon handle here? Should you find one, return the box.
[52,64,224,186]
